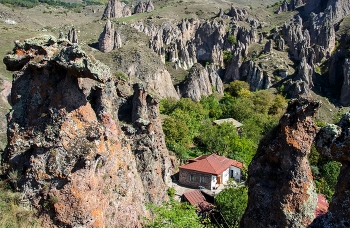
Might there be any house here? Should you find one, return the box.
[179,154,243,190]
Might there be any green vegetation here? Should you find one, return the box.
[227,35,237,45]
[0,181,39,227]
[223,50,233,63]
[216,184,248,227]
[161,81,287,165]
[0,0,103,9]
[145,200,202,228]
[309,145,341,201]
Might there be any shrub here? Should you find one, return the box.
[227,35,237,45]
[145,200,202,227]
[227,80,250,97]
[223,50,233,63]
[216,186,248,227]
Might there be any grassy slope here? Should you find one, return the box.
[0,0,340,122]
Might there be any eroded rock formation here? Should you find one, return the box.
[2,35,172,227]
[311,112,350,227]
[99,20,122,53]
[178,63,223,102]
[278,0,306,14]
[102,0,131,19]
[67,27,78,44]
[241,97,320,228]
[134,0,154,14]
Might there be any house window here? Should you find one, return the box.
[200,176,206,183]
[190,174,196,182]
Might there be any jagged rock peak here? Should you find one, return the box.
[134,1,146,14]
[178,63,223,102]
[284,79,311,98]
[99,20,115,53]
[146,0,155,12]
[2,35,172,227]
[98,20,122,53]
[304,0,350,24]
[228,4,247,21]
[295,57,314,88]
[241,97,321,228]
[264,39,273,53]
[277,0,305,13]
[311,112,350,227]
[102,0,131,19]
[67,27,78,44]
[245,61,271,91]
[134,0,154,14]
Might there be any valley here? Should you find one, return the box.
[0,0,350,227]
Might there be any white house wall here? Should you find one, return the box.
[222,168,230,184]
[229,166,241,181]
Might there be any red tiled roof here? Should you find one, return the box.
[183,190,214,212]
[179,154,243,175]
[183,190,207,205]
[315,194,329,217]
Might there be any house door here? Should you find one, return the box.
[217,175,222,184]
[230,170,234,178]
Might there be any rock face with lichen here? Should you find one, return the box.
[178,63,224,101]
[309,113,350,227]
[241,97,320,228]
[2,35,172,227]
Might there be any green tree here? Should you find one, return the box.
[215,186,248,227]
[145,200,203,228]
[321,161,341,189]
[196,123,240,156]
[252,90,274,114]
[227,81,250,97]
[160,98,178,115]
[223,50,233,63]
[227,35,237,45]
[196,123,255,164]
[163,117,191,147]
[269,94,287,115]
[200,94,222,119]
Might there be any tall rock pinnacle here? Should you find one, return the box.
[241,97,321,228]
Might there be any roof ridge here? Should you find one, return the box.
[206,155,220,172]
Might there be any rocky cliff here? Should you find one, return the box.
[112,45,179,100]
[96,0,350,100]
[2,35,172,227]
[241,97,320,228]
[178,63,223,102]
